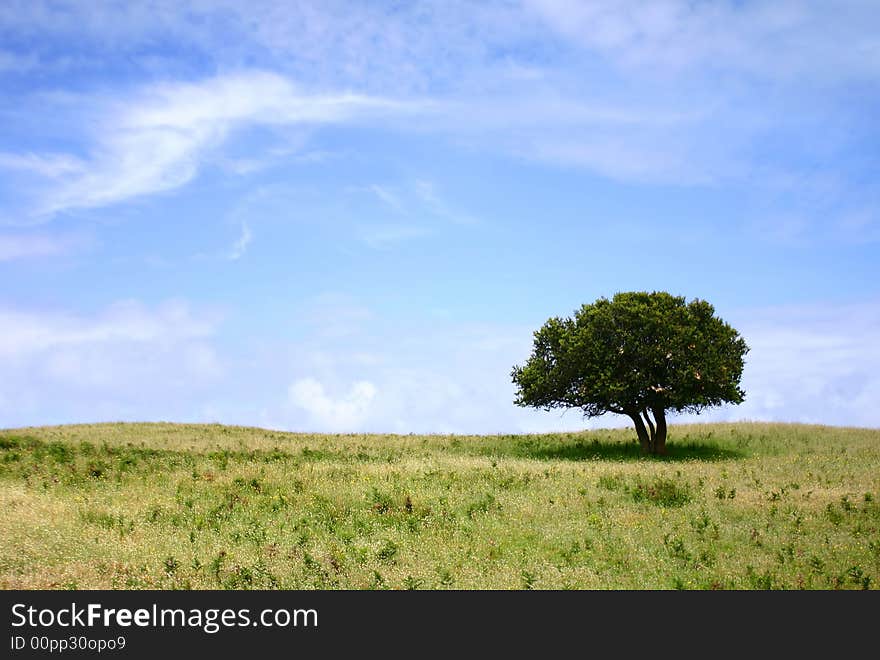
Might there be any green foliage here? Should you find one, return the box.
[513,291,748,418]
[512,292,748,453]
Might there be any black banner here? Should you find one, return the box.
[1,590,873,657]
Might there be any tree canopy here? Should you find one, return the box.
[511,291,749,454]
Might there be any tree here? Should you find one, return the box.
[511,292,748,455]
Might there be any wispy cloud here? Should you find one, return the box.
[227,221,252,261]
[300,293,375,339]
[365,184,403,212]
[14,2,874,87]
[356,223,430,249]
[414,179,478,225]
[695,301,880,428]
[524,0,880,81]
[1,2,874,211]
[0,232,86,261]
[347,179,479,248]
[0,299,216,357]
[347,184,405,213]
[0,299,223,425]
[0,152,84,178]
[12,71,412,220]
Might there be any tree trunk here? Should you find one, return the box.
[651,406,668,455]
[642,409,654,453]
[628,408,668,455]
[628,413,652,454]
[641,410,656,452]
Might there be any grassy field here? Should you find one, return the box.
[0,421,878,590]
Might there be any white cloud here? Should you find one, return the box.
[17,71,411,219]
[356,223,430,249]
[361,185,404,212]
[412,179,478,225]
[268,301,880,434]
[299,293,375,339]
[720,301,880,428]
[524,0,880,81]
[0,1,874,198]
[0,232,84,261]
[1,2,873,208]
[0,299,223,426]
[228,221,252,260]
[646,301,880,429]
[344,179,476,248]
[12,2,874,87]
[0,299,215,358]
[3,295,877,433]
[523,135,713,185]
[0,152,84,178]
[287,378,377,432]
[261,318,589,435]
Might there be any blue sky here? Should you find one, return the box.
[1,1,878,432]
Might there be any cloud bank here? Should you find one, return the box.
[0,298,877,431]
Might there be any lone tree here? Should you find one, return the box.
[511,292,748,455]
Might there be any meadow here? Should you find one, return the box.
[0,422,877,590]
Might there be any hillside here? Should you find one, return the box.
[1,422,878,589]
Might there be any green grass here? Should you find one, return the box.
[0,422,878,590]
